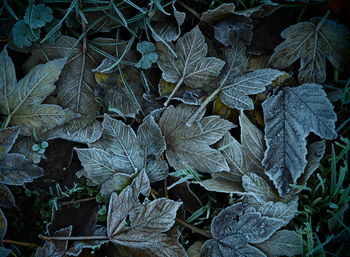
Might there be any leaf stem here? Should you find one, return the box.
[1,239,40,248]
[175,218,212,238]
[186,86,221,126]
[2,115,11,129]
[316,10,330,31]
[38,234,108,241]
[59,197,96,207]
[164,77,184,106]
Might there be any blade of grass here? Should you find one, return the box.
[123,0,146,14]
[41,0,78,43]
[4,0,19,20]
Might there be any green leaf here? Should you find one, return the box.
[24,4,53,29]
[12,20,40,48]
[135,41,158,69]
[0,246,12,257]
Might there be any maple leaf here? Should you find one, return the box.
[201,202,301,257]
[0,47,66,136]
[269,17,350,83]
[156,26,225,105]
[75,115,168,194]
[159,104,234,173]
[199,112,275,200]
[185,42,285,126]
[107,170,187,257]
[24,36,117,143]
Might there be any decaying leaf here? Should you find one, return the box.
[47,201,108,256]
[94,58,144,118]
[151,3,186,42]
[201,202,298,257]
[11,136,44,164]
[24,36,116,143]
[0,47,66,136]
[156,26,225,105]
[200,3,253,46]
[262,84,337,196]
[200,3,235,24]
[269,17,350,83]
[0,209,7,240]
[36,226,72,257]
[0,126,20,155]
[107,170,186,257]
[0,127,43,186]
[213,15,253,46]
[159,104,234,173]
[0,184,15,209]
[75,115,168,192]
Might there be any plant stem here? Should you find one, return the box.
[39,234,108,241]
[316,10,330,31]
[178,1,200,19]
[175,218,212,238]
[186,86,221,127]
[164,77,184,106]
[59,197,96,207]
[1,239,40,248]
[2,115,11,129]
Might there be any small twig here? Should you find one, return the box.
[186,86,221,127]
[178,1,200,20]
[316,10,330,31]
[95,114,123,119]
[164,77,184,106]
[39,234,108,241]
[1,239,40,248]
[59,197,96,207]
[175,218,212,238]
